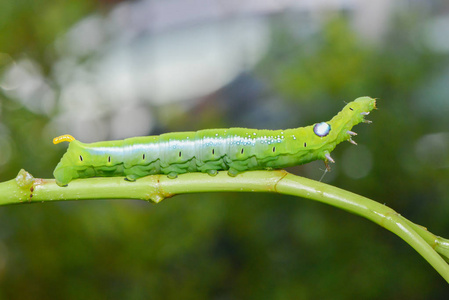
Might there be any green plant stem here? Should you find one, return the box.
[2,169,449,282]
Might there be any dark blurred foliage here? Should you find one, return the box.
[1,1,449,299]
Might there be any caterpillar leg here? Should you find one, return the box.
[125,174,138,182]
[54,167,73,187]
[167,172,178,179]
[324,151,335,172]
[324,152,335,164]
[207,169,219,176]
[227,168,240,177]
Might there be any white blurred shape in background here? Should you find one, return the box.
[2,59,55,116]
[1,0,396,142]
[424,14,449,53]
[52,0,274,141]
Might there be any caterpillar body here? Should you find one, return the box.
[53,96,376,186]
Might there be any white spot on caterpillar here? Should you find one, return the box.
[314,122,331,137]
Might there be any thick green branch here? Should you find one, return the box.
[2,169,449,283]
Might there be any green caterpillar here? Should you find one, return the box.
[53,96,376,186]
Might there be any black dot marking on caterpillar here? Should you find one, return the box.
[108,156,111,163]
[272,146,276,152]
[79,155,83,161]
[142,154,145,160]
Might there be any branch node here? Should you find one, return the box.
[146,176,174,203]
[15,169,35,188]
[273,170,289,193]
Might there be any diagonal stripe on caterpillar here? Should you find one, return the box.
[52,96,376,186]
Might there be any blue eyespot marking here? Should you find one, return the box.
[313,122,331,137]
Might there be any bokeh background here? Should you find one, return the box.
[1,0,449,298]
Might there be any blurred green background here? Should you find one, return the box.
[1,0,449,299]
